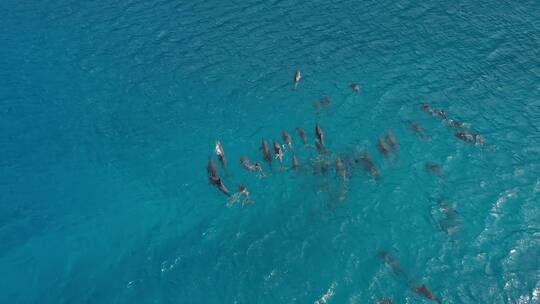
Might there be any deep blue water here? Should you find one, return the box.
[1,0,539,303]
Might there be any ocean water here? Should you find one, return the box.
[1,0,539,303]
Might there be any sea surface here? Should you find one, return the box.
[1,0,539,303]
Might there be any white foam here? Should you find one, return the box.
[315,281,337,304]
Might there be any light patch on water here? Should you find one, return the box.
[490,188,518,216]
[227,192,242,207]
[517,294,535,304]
[514,168,525,177]
[126,279,142,289]
[265,269,277,282]
[161,256,182,273]
[533,282,540,302]
[315,281,337,304]
[347,293,361,304]
[534,179,540,193]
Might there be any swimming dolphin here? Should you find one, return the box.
[447,119,465,129]
[273,140,284,164]
[321,158,329,176]
[215,140,226,168]
[351,82,361,95]
[313,96,331,112]
[293,70,301,90]
[409,121,428,140]
[421,102,436,116]
[296,127,308,145]
[334,156,346,179]
[385,130,398,151]
[432,201,462,236]
[252,162,264,175]
[315,123,325,147]
[207,159,230,196]
[282,131,293,151]
[261,139,272,167]
[425,162,443,177]
[240,156,252,171]
[437,109,447,120]
[455,132,475,144]
[356,152,380,179]
[239,185,254,205]
[377,251,407,279]
[320,96,331,107]
[240,156,263,175]
[291,154,300,171]
[413,285,442,304]
[207,158,219,178]
[377,138,390,158]
[455,131,486,145]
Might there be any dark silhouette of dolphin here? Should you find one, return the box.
[413,284,442,304]
[296,127,308,145]
[261,139,272,168]
[282,131,293,151]
[315,123,325,147]
[377,138,390,158]
[386,130,398,151]
[207,159,230,197]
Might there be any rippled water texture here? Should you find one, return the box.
[1,0,539,303]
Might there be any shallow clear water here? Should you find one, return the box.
[1,0,539,303]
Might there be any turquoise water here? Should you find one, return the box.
[1,0,539,303]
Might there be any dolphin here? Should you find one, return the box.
[315,123,325,147]
[421,102,436,116]
[409,121,428,140]
[413,285,442,304]
[293,69,301,90]
[240,156,253,171]
[425,162,443,178]
[335,156,346,180]
[215,140,226,168]
[377,251,407,279]
[261,139,272,168]
[273,140,284,164]
[437,109,447,120]
[356,152,380,179]
[385,130,398,151]
[296,127,308,145]
[207,159,230,197]
[291,154,300,171]
[282,131,293,151]
[351,82,361,95]
[377,138,390,158]
[239,185,254,205]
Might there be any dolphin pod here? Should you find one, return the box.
[208,101,486,200]
[205,74,488,302]
[377,251,442,303]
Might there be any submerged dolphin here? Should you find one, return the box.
[261,139,272,168]
[377,138,390,158]
[282,131,293,151]
[207,159,230,197]
[386,130,398,151]
[296,127,308,145]
[413,284,442,304]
